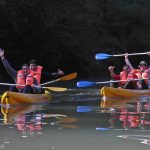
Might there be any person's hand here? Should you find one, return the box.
[57,69,64,76]
[137,80,142,89]
[127,78,134,82]
[108,66,114,72]
[125,53,128,59]
[0,48,4,58]
[147,51,150,55]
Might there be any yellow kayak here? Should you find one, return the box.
[1,91,52,105]
[101,86,150,99]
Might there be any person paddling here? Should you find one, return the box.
[0,48,37,93]
[28,59,64,93]
[142,52,150,88]
[108,65,140,89]
[125,53,149,89]
[28,59,64,85]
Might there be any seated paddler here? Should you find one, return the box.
[108,65,141,89]
[0,48,38,93]
[125,53,149,89]
[28,59,64,84]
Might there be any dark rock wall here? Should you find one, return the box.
[0,0,150,81]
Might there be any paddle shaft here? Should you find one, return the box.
[95,78,147,85]
[113,52,147,57]
[41,72,77,86]
[0,83,20,86]
[0,83,67,92]
[40,79,60,86]
[0,82,54,88]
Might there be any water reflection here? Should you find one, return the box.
[0,88,150,149]
[0,104,78,139]
[100,97,150,129]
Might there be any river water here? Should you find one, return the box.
[0,87,150,150]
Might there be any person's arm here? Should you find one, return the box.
[108,66,116,78]
[0,48,17,82]
[42,69,64,78]
[125,53,134,70]
[108,66,120,80]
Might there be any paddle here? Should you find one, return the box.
[77,106,95,112]
[37,86,67,92]
[0,83,67,92]
[95,52,148,60]
[40,72,77,86]
[77,106,109,113]
[96,127,150,131]
[77,78,146,88]
[57,124,78,129]
[56,116,78,123]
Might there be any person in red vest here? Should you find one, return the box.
[125,53,149,89]
[0,48,64,93]
[28,59,64,85]
[0,48,36,93]
[108,65,140,89]
[141,52,150,89]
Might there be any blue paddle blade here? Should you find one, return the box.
[76,81,96,87]
[96,56,109,60]
[95,53,112,60]
[96,127,110,131]
[77,106,92,112]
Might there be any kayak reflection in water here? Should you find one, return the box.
[15,113,78,137]
[1,106,78,138]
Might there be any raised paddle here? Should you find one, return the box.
[77,78,147,88]
[40,72,77,86]
[95,52,148,60]
[0,83,67,92]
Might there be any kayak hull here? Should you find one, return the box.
[1,91,52,105]
[101,86,150,99]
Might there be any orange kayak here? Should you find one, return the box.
[101,86,150,99]
[1,91,52,105]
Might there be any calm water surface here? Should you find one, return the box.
[0,88,150,150]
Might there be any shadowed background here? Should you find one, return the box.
[0,0,150,82]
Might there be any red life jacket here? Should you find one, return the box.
[120,71,128,85]
[31,66,43,85]
[133,69,142,78]
[16,70,34,89]
[26,74,34,85]
[16,70,26,89]
[127,70,138,80]
[142,69,149,84]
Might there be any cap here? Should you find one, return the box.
[139,61,147,66]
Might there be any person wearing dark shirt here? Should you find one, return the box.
[0,48,37,93]
[28,59,64,84]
